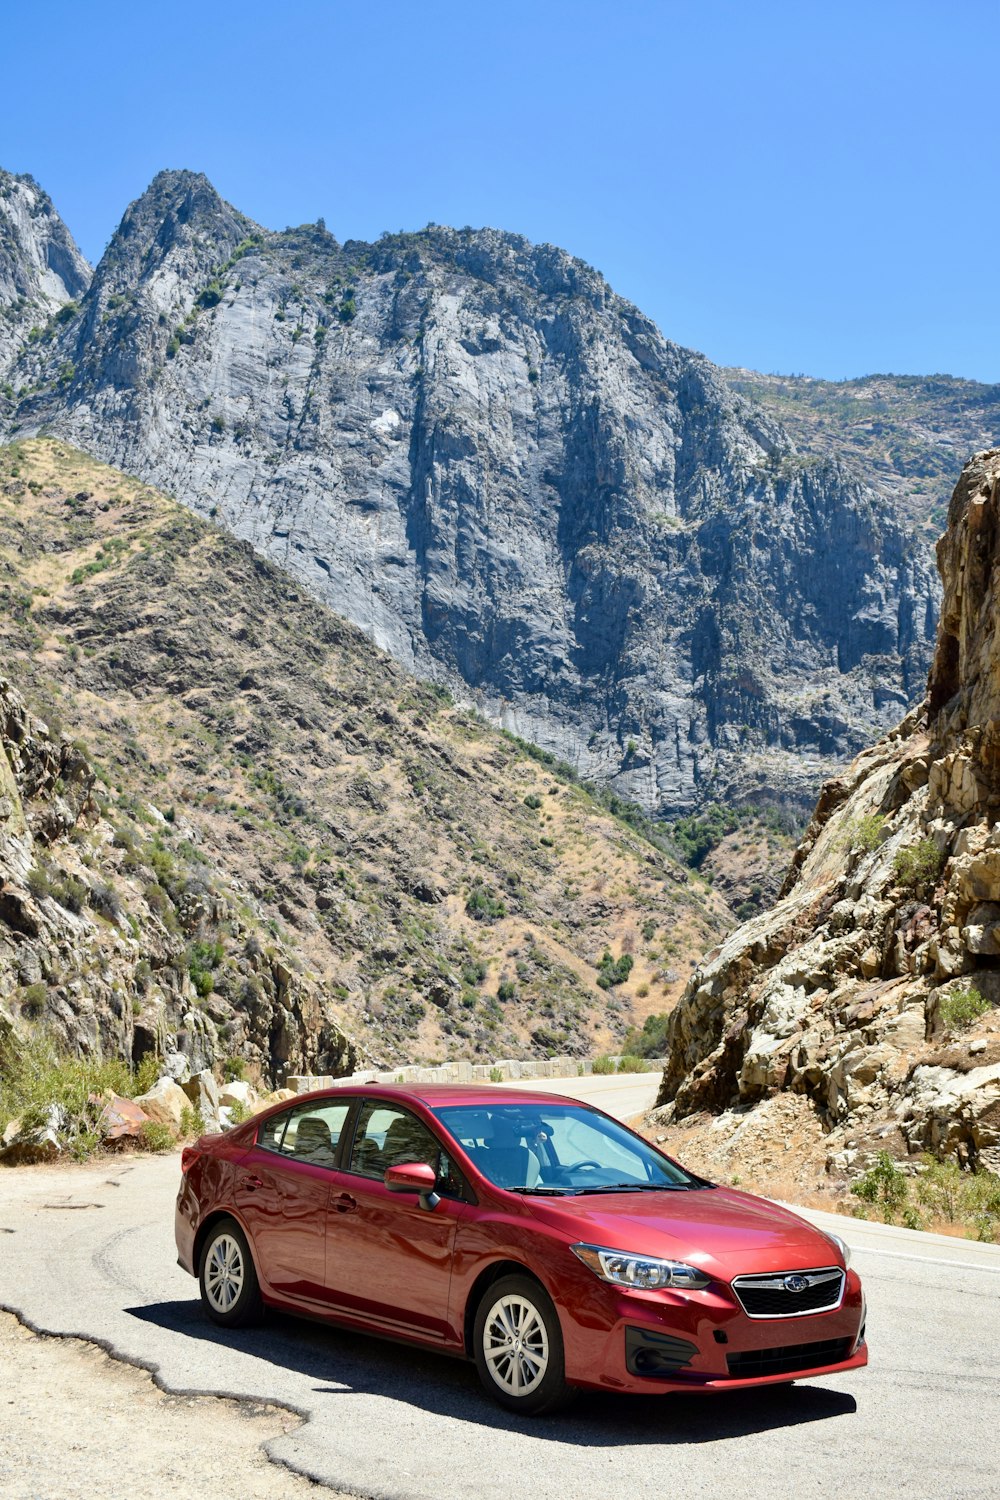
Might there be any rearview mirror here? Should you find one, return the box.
[384,1160,440,1209]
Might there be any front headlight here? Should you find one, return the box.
[824,1231,851,1269]
[571,1242,711,1291]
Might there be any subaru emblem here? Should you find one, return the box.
[783,1274,810,1293]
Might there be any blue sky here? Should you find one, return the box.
[3,0,997,382]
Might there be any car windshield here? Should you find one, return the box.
[432,1101,708,1194]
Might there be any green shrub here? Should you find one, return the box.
[489,1066,504,1083]
[621,1011,671,1058]
[842,812,887,851]
[939,986,991,1032]
[222,1057,246,1082]
[20,982,47,1018]
[465,887,507,922]
[523,794,542,810]
[850,1151,908,1221]
[226,1099,250,1126]
[0,1030,149,1155]
[196,280,224,309]
[26,866,52,901]
[497,979,517,1002]
[140,1120,174,1152]
[893,838,944,888]
[179,1105,206,1139]
[616,1054,649,1074]
[592,1055,616,1075]
[596,950,634,990]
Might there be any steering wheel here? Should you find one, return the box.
[566,1159,605,1173]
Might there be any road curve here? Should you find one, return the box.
[0,1085,997,1500]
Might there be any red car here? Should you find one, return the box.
[175,1084,866,1413]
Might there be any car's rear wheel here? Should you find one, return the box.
[198,1219,262,1327]
[473,1274,572,1414]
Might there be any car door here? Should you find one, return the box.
[323,1100,469,1342]
[235,1097,352,1302]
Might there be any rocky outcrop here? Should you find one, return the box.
[3,169,938,814]
[0,670,354,1085]
[0,170,91,381]
[656,450,1000,1173]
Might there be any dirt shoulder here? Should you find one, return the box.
[0,1311,338,1500]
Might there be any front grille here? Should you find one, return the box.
[726,1337,853,1379]
[731,1266,845,1318]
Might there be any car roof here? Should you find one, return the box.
[310,1082,588,1109]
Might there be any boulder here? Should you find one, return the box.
[181,1069,221,1129]
[219,1079,256,1109]
[135,1076,190,1133]
[96,1092,149,1144]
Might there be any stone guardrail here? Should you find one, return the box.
[284,1056,663,1093]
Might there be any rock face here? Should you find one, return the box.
[0,170,91,379]
[3,169,938,814]
[657,450,1000,1172]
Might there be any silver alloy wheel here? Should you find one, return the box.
[482,1292,550,1396]
[204,1232,245,1313]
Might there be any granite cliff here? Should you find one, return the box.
[656,450,1000,1181]
[2,169,938,816]
[0,170,90,380]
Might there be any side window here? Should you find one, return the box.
[348,1103,443,1183]
[258,1100,351,1170]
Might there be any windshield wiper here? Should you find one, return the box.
[569,1182,688,1195]
[510,1185,578,1196]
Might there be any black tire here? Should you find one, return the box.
[198,1218,262,1327]
[473,1273,573,1415]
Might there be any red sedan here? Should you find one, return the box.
[175,1083,866,1414]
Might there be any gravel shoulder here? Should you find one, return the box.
[0,1309,336,1500]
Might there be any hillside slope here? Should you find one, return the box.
[2,169,938,816]
[725,369,1000,544]
[0,439,727,1079]
[655,449,1000,1188]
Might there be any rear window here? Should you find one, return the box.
[257,1099,352,1169]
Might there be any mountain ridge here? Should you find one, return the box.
[1,167,939,819]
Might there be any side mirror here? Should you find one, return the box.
[384,1160,440,1210]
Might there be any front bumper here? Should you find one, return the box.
[559,1269,867,1394]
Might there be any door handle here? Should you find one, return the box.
[334,1193,358,1214]
[240,1174,264,1192]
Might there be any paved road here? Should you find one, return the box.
[498,1069,661,1119]
[1,1078,998,1500]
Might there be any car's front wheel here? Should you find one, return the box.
[198,1219,262,1327]
[473,1274,572,1414]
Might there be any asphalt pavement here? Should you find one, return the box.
[1,1075,997,1500]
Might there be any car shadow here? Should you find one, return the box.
[127,1298,858,1446]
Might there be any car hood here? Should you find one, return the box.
[525,1186,841,1278]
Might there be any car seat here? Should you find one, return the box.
[382,1115,439,1172]
[293,1116,335,1167]
[485,1116,540,1189]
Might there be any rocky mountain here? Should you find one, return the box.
[0,170,90,380]
[0,438,727,1081]
[654,449,1000,1184]
[1,169,939,818]
[725,368,1000,545]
